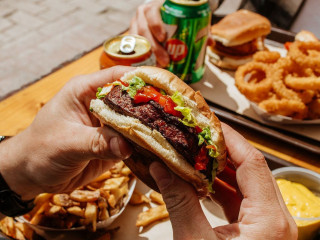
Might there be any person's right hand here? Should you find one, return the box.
[150,123,298,240]
[129,0,169,67]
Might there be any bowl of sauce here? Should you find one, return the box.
[272,167,320,240]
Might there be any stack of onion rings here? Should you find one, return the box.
[234,36,320,120]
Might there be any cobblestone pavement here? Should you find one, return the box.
[0,0,144,99]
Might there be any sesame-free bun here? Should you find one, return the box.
[90,66,226,197]
[210,10,271,47]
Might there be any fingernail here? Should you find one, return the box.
[150,162,172,190]
[110,137,123,158]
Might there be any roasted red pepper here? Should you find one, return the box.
[195,126,203,134]
[194,145,209,171]
[284,42,292,51]
[134,86,182,117]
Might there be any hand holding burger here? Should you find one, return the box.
[150,123,298,240]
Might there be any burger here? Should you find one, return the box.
[207,9,271,70]
[90,67,226,197]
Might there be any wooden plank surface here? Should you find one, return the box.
[0,47,102,136]
[0,46,319,173]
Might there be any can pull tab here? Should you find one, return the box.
[120,36,136,54]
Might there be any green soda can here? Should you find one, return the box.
[161,0,211,83]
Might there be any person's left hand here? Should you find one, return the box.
[0,66,134,200]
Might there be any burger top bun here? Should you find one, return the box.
[210,9,271,47]
[90,66,226,197]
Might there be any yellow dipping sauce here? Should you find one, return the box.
[277,178,320,240]
[277,178,320,219]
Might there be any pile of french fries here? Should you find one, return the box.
[130,190,169,228]
[22,161,133,232]
[0,217,33,240]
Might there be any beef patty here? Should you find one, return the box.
[104,86,201,166]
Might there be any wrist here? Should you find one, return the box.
[0,131,40,201]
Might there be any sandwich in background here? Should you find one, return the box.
[207,9,271,70]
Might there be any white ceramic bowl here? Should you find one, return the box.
[272,167,320,240]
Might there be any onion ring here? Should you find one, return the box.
[297,90,317,104]
[253,51,281,64]
[235,62,273,102]
[259,98,308,119]
[271,58,302,101]
[288,41,320,69]
[308,98,320,119]
[284,75,320,91]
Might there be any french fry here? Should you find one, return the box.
[120,165,131,176]
[67,206,85,218]
[27,193,52,217]
[5,217,15,238]
[14,227,25,240]
[108,183,128,208]
[136,205,169,228]
[109,205,120,216]
[45,204,67,216]
[150,191,165,205]
[102,176,129,191]
[70,189,100,202]
[52,194,76,207]
[84,202,98,232]
[92,170,112,182]
[130,190,150,205]
[15,222,33,240]
[107,194,116,209]
[30,201,50,225]
[110,161,125,174]
[97,197,109,221]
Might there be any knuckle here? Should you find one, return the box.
[250,150,266,166]
[274,216,297,239]
[161,180,194,212]
[90,131,109,157]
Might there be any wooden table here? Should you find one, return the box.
[0,46,319,173]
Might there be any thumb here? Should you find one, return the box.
[75,125,132,161]
[150,162,214,240]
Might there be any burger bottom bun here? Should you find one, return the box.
[206,46,253,70]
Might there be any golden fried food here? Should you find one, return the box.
[22,161,133,231]
[259,98,308,119]
[253,50,281,63]
[149,191,165,205]
[308,98,320,119]
[235,35,320,120]
[288,41,320,69]
[235,62,273,102]
[129,190,150,205]
[136,205,169,228]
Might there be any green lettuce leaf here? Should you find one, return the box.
[121,76,146,98]
[208,159,219,193]
[171,91,185,107]
[198,127,219,157]
[174,106,197,127]
[96,87,105,99]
